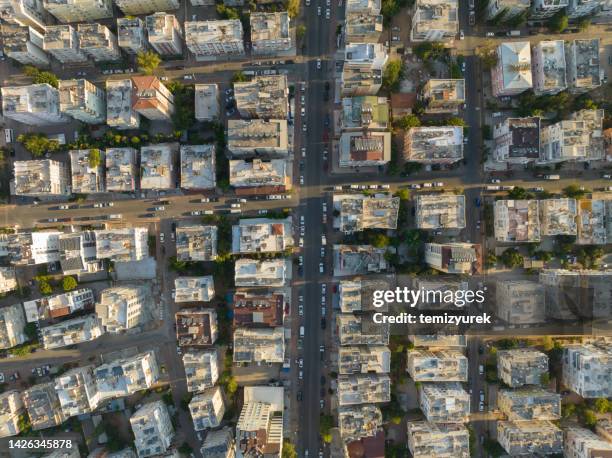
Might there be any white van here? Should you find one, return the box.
[300,326,305,337]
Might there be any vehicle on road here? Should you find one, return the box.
[479,364,484,375]
[319,263,324,273]
[544,174,560,180]
[190,210,202,216]
[154,206,165,211]
[486,32,494,37]
[325,8,330,18]
[459,30,464,40]
[317,6,321,15]
[316,59,321,70]
[490,178,501,184]
[479,401,485,412]
[469,11,475,25]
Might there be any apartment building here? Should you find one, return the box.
[69,149,105,194]
[0,391,24,438]
[77,23,120,62]
[341,96,389,131]
[194,84,220,121]
[346,0,381,13]
[146,12,182,55]
[407,349,468,382]
[176,309,218,346]
[2,84,65,125]
[491,41,532,97]
[0,268,17,295]
[40,314,104,349]
[567,0,604,18]
[338,278,394,313]
[497,349,549,387]
[419,382,470,423]
[94,351,160,402]
[174,276,214,303]
[59,79,106,124]
[42,0,112,22]
[114,0,179,15]
[106,79,140,130]
[497,388,561,421]
[539,109,605,163]
[577,198,612,245]
[415,194,466,230]
[55,365,101,417]
[13,159,70,196]
[345,42,387,70]
[0,0,46,30]
[339,130,391,167]
[105,147,138,192]
[130,401,175,458]
[338,346,391,374]
[421,79,466,114]
[23,288,95,321]
[2,24,49,66]
[424,242,482,275]
[337,374,391,405]
[531,0,569,18]
[233,291,285,327]
[185,20,244,58]
[183,349,219,392]
[539,198,577,236]
[227,120,289,158]
[236,386,284,458]
[201,427,236,458]
[175,225,218,261]
[234,258,292,287]
[180,144,216,190]
[95,227,149,262]
[96,285,152,333]
[562,341,612,398]
[497,420,563,456]
[494,199,541,242]
[486,0,530,19]
[495,280,545,325]
[338,405,383,443]
[234,75,289,119]
[231,218,293,254]
[140,143,178,190]
[0,304,27,350]
[407,422,469,458]
[341,66,383,96]
[409,334,467,347]
[250,12,292,55]
[189,386,225,431]
[565,427,612,458]
[403,126,463,164]
[345,12,383,43]
[333,244,387,276]
[0,231,62,266]
[492,117,540,164]
[117,17,147,54]
[410,0,458,42]
[229,158,291,191]
[233,327,285,363]
[333,194,399,233]
[43,25,87,63]
[565,39,601,92]
[22,382,66,430]
[132,75,175,121]
[337,313,390,345]
[531,40,567,95]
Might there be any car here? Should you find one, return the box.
[479,390,485,402]
[321,318,326,329]
[0,373,4,383]
[190,210,202,216]
[320,345,325,352]
[469,11,475,25]
[171,232,175,242]
[408,184,421,189]
[300,107,306,116]
[321,235,326,245]
[319,263,324,273]
[298,358,304,368]
[479,401,485,412]
[422,182,433,188]
[301,147,306,157]
[226,108,235,117]
[299,371,303,380]
[46,218,58,223]
[230,203,241,208]
[303,123,307,132]
[58,204,69,210]
[320,247,325,257]
[478,364,484,375]
[301,95,306,105]
[177,346,182,355]
[461,62,466,73]
[320,375,326,385]
[490,178,501,184]
[459,30,464,40]
[298,304,304,316]
[160,233,165,243]
[603,174,611,179]
[433,182,444,187]
[325,8,330,18]
[392,35,400,41]
[316,59,321,70]
[301,82,306,92]
[299,237,304,247]
[321,306,326,315]
[321,283,326,293]
[154,206,165,211]
[297,391,303,401]
[225,88,233,96]
[183,74,194,80]
[317,5,321,15]
[320,399,325,409]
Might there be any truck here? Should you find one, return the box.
[544,174,560,180]
[507,30,521,36]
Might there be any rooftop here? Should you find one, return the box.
[231,217,293,254]
[497,388,561,421]
[180,144,215,190]
[416,194,466,229]
[339,130,391,166]
[533,40,566,92]
[407,422,469,458]
[176,309,218,346]
[41,314,103,349]
[338,405,383,443]
[497,420,563,456]
[229,158,289,188]
[341,96,389,130]
[117,17,145,50]
[419,382,470,423]
[146,13,180,45]
[333,193,399,233]
[175,224,218,261]
[13,159,68,196]
[234,258,291,287]
[497,348,549,387]
[568,38,601,88]
[174,276,214,303]
[43,24,78,50]
[493,117,540,162]
[183,349,219,392]
[105,147,137,192]
[69,149,105,194]
[412,0,459,36]
[333,244,387,276]
[408,334,467,347]
[337,313,389,345]
[345,12,384,39]
[539,198,577,236]
[346,0,381,13]
[577,198,612,245]
[185,19,243,45]
[106,79,139,129]
[494,199,541,242]
[250,12,289,43]
[77,23,114,50]
[194,84,219,121]
[338,345,391,374]
[497,41,533,91]
[233,290,285,327]
[140,143,177,190]
[233,327,285,363]
[22,383,65,431]
[344,43,388,70]
[338,278,394,313]
[337,374,391,405]
[227,119,289,156]
[95,227,148,262]
[407,349,468,381]
[94,351,159,402]
[404,126,463,163]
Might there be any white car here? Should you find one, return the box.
[320,247,325,257]
[319,263,324,273]
[479,401,484,412]
[301,107,306,117]
[299,304,304,316]
[300,215,305,224]
[299,237,304,247]
[303,123,307,132]
[325,8,330,18]
[300,175,304,185]
[321,283,326,294]
[258,209,268,215]
[301,147,306,157]
[317,6,321,15]
[433,182,444,187]
[321,306,326,315]
[490,178,501,184]
[316,59,321,70]
[459,30,464,40]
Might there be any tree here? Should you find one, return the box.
[576,17,590,31]
[395,189,410,200]
[232,71,248,83]
[282,441,297,458]
[62,276,78,292]
[594,398,610,414]
[17,133,60,157]
[413,42,446,61]
[508,186,530,199]
[477,46,498,69]
[136,51,162,75]
[88,148,101,168]
[548,10,569,32]
[583,409,597,428]
[216,4,240,19]
[23,66,59,88]
[370,233,390,248]
[178,443,193,455]
[285,0,300,17]
[500,248,523,268]
[563,184,588,199]
[382,59,403,93]
[445,117,467,127]
[39,281,52,296]
[296,24,306,40]
[394,114,421,130]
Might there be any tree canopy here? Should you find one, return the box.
[136,51,162,75]
[17,133,60,158]
[382,59,404,93]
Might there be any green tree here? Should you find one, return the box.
[216,4,240,19]
[540,372,550,386]
[445,117,467,127]
[24,323,38,341]
[296,24,306,40]
[62,276,78,292]
[382,59,404,93]
[548,10,569,32]
[413,42,446,60]
[178,443,193,455]
[285,0,300,17]
[17,133,60,157]
[576,18,590,31]
[282,441,298,458]
[583,409,597,428]
[34,71,59,88]
[232,71,248,83]
[88,148,101,168]
[370,233,390,248]
[508,186,530,199]
[226,376,238,396]
[476,46,498,69]
[394,114,421,130]
[39,281,52,296]
[563,184,588,199]
[500,248,523,268]
[395,189,410,200]
[594,398,610,414]
[136,51,162,75]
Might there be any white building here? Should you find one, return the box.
[194,84,220,121]
[0,268,17,295]
[498,349,549,387]
[229,158,291,190]
[531,0,569,19]
[106,79,140,130]
[183,349,219,392]
[531,40,567,96]
[114,0,179,15]
[130,401,175,458]
[567,0,603,18]
[185,20,245,58]
[234,258,291,287]
[565,427,612,458]
[175,225,218,262]
[346,0,381,13]
[55,366,101,417]
[105,147,138,192]
[43,25,88,63]
[189,386,225,431]
[492,117,541,164]
[415,194,466,230]
[486,0,530,19]
[565,39,602,93]
[233,75,289,120]
[250,12,292,55]
[12,160,70,196]
[59,79,106,124]
[94,351,160,402]
[495,280,545,325]
[77,23,121,62]
[0,391,24,438]
[0,0,46,30]
[174,276,214,302]
[96,285,152,333]
[339,130,391,167]
[419,382,470,423]
[333,193,399,233]
[95,227,149,262]
[497,388,561,421]
[338,345,391,374]
[424,242,481,275]
[227,119,289,157]
[491,41,532,97]
[232,218,293,254]
[562,341,611,398]
[497,420,563,456]
[2,84,65,125]
[40,314,104,349]
[69,149,105,194]
[0,304,27,350]
[180,144,216,190]
[117,17,147,54]
[338,405,383,443]
[201,427,236,458]
[407,422,469,458]
[140,143,178,190]
[233,327,285,364]
[145,12,182,56]
[337,374,391,405]
[539,198,577,236]
[42,0,113,23]
[22,382,66,430]
[410,0,458,42]
[344,42,387,70]
[407,349,468,382]
[2,24,49,66]
[494,199,541,242]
